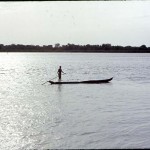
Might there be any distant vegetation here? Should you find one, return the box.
[0,43,150,53]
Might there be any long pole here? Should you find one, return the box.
[41,81,49,85]
[42,75,58,85]
[42,73,66,85]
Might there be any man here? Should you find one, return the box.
[57,66,65,79]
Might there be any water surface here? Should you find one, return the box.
[0,53,150,149]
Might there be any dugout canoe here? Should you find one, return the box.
[48,77,113,84]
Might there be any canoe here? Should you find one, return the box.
[48,77,113,84]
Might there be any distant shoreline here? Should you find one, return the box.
[0,44,150,53]
[1,51,149,53]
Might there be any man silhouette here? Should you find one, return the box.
[57,66,64,79]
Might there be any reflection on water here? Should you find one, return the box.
[0,53,150,149]
[57,84,62,93]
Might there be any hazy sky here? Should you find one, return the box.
[0,1,150,46]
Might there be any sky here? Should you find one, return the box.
[0,1,150,47]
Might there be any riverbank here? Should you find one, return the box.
[0,44,150,53]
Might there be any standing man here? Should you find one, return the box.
[57,66,65,79]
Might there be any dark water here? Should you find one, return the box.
[0,53,150,149]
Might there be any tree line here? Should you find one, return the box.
[0,43,150,53]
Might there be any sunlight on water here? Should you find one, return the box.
[0,53,150,149]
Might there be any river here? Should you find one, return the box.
[0,52,150,149]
